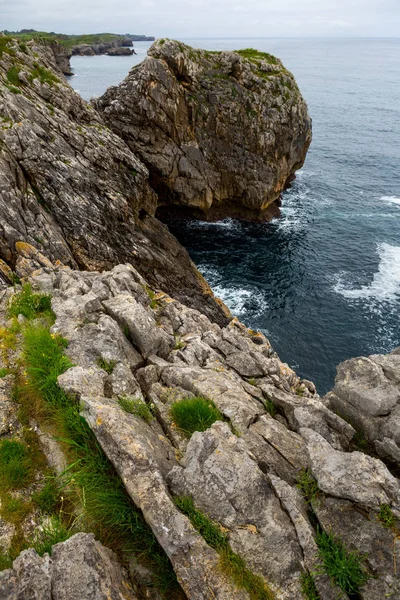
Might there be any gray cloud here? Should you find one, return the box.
[1,0,399,37]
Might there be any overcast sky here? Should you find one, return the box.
[2,0,399,38]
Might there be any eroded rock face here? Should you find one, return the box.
[0,37,228,324]
[0,533,139,600]
[325,349,400,467]
[95,39,312,221]
[15,258,399,599]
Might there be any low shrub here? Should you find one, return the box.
[170,396,222,438]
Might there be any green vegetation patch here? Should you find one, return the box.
[30,516,72,556]
[316,528,370,594]
[263,397,277,417]
[175,496,275,600]
[29,62,60,86]
[118,396,153,423]
[15,312,179,594]
[0,36,14,57]
[22,323,72,406]
[378,504,397,529]
[170,396,223,438]
[96,357,116,374]
[6,66,21,87]
[297,469,320,504]
[0,439,33,490]
[236,48,278,65]
[33,480,62,514]
[0,367,11,378]
[300,572,320,599]
[8,283,54,321]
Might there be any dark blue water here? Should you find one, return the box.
[70,38,400,394]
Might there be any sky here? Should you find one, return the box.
[1,0,399,38]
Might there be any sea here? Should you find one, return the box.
[69,38,400,395]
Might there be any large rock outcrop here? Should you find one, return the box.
[0,253,397,599]
[95,39,312,221]
[0,36,228,324]
[325,349,400,467]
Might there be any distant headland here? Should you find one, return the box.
[0,30,155,60]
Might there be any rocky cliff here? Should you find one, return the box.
[95,39,312,221]
[0,35,228,324]
[0,250,399,600]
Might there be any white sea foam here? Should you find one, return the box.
[198,265,268,318]
[188,218,240,231]
[334,243,400,301]
[381,196,400,206]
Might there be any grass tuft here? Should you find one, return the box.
[378,504,397,529]
[175,496,275,599]
[29,62,60,86]
[0,439,33,490]
[30,516,72,556]
[6,66,21,87]
[33,480,61,514]
[118,396,153,423]
[7,283,54,321]
[96,357,117,374]
[297,469,320,504]
[300,571,320,599]
[22,323,72,406]
[0,367,10,378]
[263,397,277,417]
[316,528,370,594]
[170,396,223,438]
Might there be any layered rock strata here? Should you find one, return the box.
[0,36,228,324]
[96,39,312,221]
[0,252,397,599]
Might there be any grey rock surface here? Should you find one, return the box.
[0,37,229,325]
[0,533,139,599]
[95,39,312,221]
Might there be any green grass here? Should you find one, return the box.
[378,504,397,529]
[22,324,72,406]
[29,62,60,86]
[236,48,278,65]
[0,439,33,490]
[174,496,275,600]
[0,367,10,378]
[118,396,153,423]
[316,528,370,594]
[300,572,320,599]
[6,85,21,94]
[297,469,320,504]
[33,480,61,514]
[170,396,223,438]
[0,36,14,57]
[0,494,31,524]
[7,283,54,321]
[96,357,116,374]
[30,516,72,556]
[263,397,277,417]
[6,66,21,87]
[17,316,180,595]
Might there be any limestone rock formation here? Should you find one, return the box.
[95,39,312,221]
[325,349,400,467]
[0,252,396,599]
[0,533,139,599]
[0,36,228,324]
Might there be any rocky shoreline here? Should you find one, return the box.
[0,33,399,600]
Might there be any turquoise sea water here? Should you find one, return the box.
[70,38,400,394]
